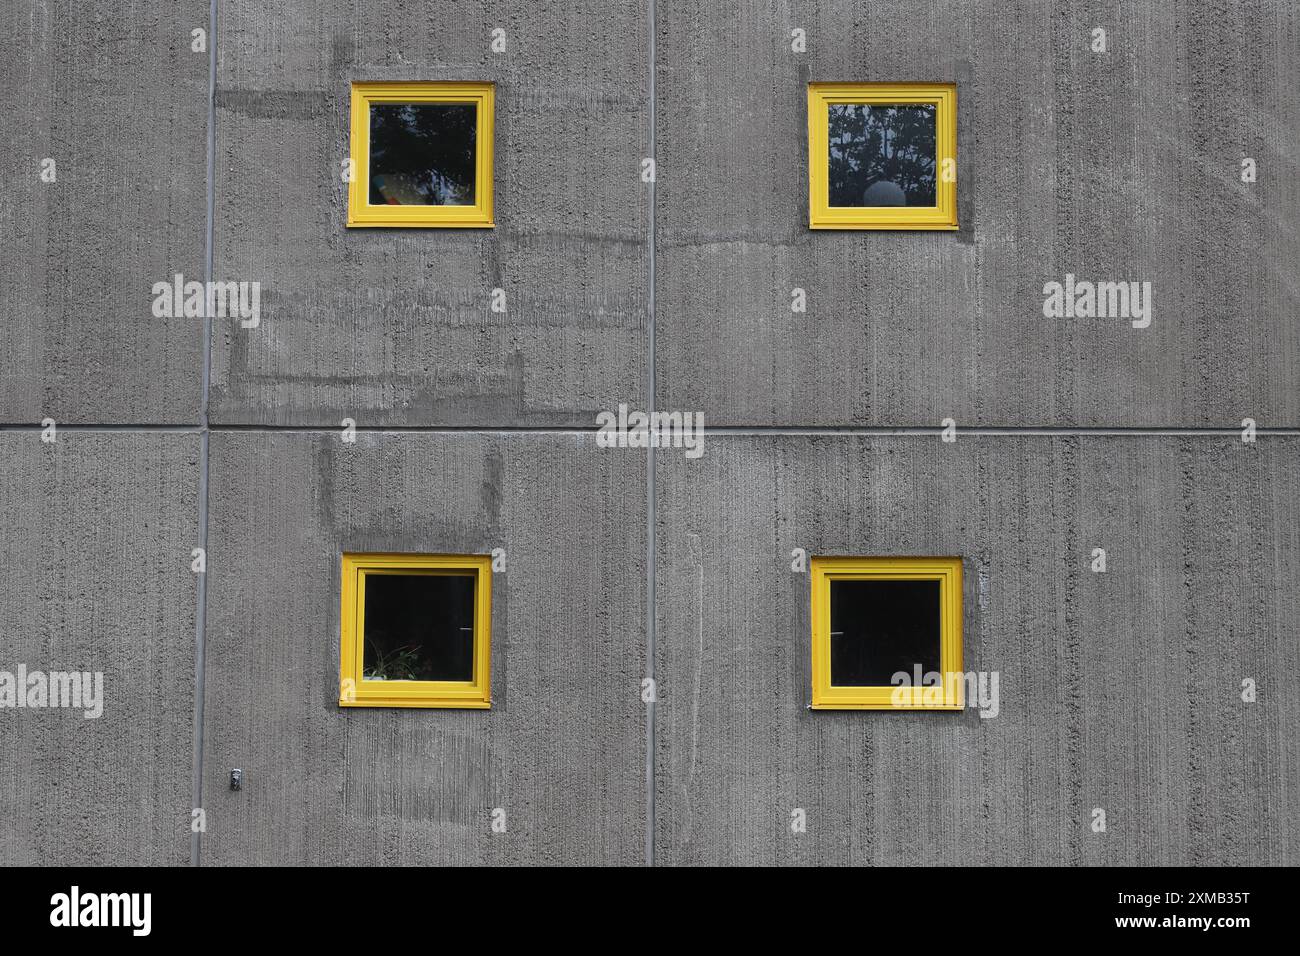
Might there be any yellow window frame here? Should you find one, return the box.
[347,81,495,228]
[810,556,963,710]
[807,82,957,231]
[339,553,492,708]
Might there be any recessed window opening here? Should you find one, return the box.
[830,578,941,686]
[362,572,476,682]
[807,82,956,230]
[339,553,492,708]
[347,82,495,228]
[368,103,478,206]
[810,556,963,710]
[827,103,937,208]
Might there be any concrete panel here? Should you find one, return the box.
[656,0,1300,426]
[0,2,207,424]
[208,0,648,426]
[654,435,1299,865]
[0,433,199,865]
[200,431,645,865]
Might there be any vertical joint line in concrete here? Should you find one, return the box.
[190,0,218,868]
[644,0,657,868]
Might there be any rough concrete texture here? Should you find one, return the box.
[0,2,207,424]
[207,0,648,425]
[199,432,645,864]
[0,434,199,865]
[2,0,1296,867]
[654,435,1300,865]
[656,0,1300,426]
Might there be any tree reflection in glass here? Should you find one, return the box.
[827,103,936,207]
[369,103,477,206]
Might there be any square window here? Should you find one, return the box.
[339,553,492,708]
[807,83,957,230]
[810,556,963,709]
[347,82,495,228]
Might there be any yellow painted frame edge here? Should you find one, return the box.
[807,82,958,231]
[339,552,493,708]
[809,556,964,710]
[347,81,495,229]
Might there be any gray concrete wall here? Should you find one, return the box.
[653,435,1299,865]
[0,0,1296,866]
[656,0,1300,427]
[0,2,207,424]
[0,434,198,865]
[208,0,648,425]
[198,432,645,865]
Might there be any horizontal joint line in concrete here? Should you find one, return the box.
[0,424,203,433]
[702,426,1300,437]
[0,424,1295,437]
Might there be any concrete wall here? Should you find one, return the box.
[199,432,645,865]
[654,435,1299,865]
[0,434,198,865]
[657,0,1300,427]
[208,0,648,425]
[0,0,1296,866]
[0,2,207,424]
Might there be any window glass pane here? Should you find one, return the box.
[827,103,937,207]
[829,579,941,686]
[363,573,476,681]
[369,103,477,206]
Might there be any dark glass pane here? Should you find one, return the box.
[369,103,477,206]
[363,573,476,682]
[827,103,937,207]
[829,579,941,686]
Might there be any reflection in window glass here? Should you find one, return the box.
[369,103,477,206]
[829,578,941,686]
[827,103,937,207]
[363,573,476,682]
